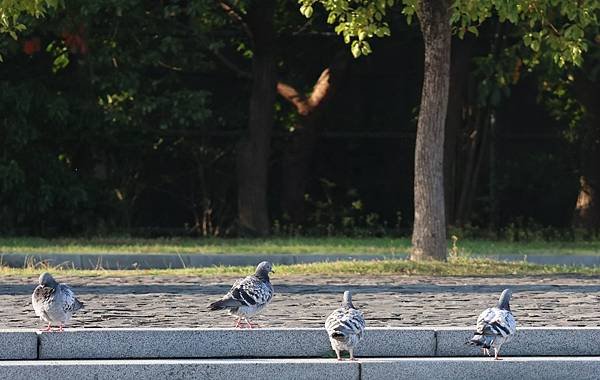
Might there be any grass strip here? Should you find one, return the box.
[1,257,599,277]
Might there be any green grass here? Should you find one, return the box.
[1,257,599,277]
[0,237,410,255]
[1,237,600,256]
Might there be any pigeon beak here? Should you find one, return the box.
[270,269,275,273]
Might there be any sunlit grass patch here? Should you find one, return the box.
[2,236,600,256]
[0,237,410,255]
[1,257,598,278]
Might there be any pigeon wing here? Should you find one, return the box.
[476,307,515,337]
[59,284,84,313]
[325,307,365,339]
[32,285,54,316]
[230,276,273,307]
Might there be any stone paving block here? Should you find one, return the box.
[360,357,600,380]
[0,359,359,380]
[436,327,600,357]
[0,330,38,359]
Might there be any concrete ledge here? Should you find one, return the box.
[356,328,435,357]
[2,358,600,380]
[38,328,330,359]
[0,330,38,359]
[2,327,598,360]
[37,328,435,359]
[360,357,600,380]
[0,359,359,380]
[436,327,600,357]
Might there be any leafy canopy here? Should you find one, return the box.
[298,0,599,67]
[0,0,60,38]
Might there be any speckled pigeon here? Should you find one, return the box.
[32,272,84,332]
[208,261,274,328]
[325,291,366,361]
[467,288,517,360]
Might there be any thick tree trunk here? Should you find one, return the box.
[411,0,451,261]
[573,75,600,233]
[236,0,277,236]
[279,53,348,224]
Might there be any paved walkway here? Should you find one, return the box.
[1,275,598,329]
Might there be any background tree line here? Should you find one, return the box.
[0,0,598,247]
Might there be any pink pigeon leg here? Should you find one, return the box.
[40,323,52,332]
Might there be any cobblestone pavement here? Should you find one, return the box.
[1,274,599,329]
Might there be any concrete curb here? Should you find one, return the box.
[36,327,435,359]
[2,358,600,380]
[2,327,600,360]
[360,357,600,380]
[0,330,37,360]
[437,327,600,357]
[0,359,360,380]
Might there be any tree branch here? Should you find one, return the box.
[307,68,331,109]
[277,82,310,115]
[216,0,253,40]
[211,49,251,79]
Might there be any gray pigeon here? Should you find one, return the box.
[467,289,517,360]
[32,272,84,332]
[325,291,366,361]
[208,261,274,328]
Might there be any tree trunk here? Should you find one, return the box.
[236,0,277,236]
[279,52,348,224]
[411,0,451,261]
[573,74,600,233]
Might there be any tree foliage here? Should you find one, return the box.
[0,0,59,37]
[299,0,599,67]
[0,0,598,238]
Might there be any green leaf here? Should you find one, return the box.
[304,5,313,18]
[351,41,361,58]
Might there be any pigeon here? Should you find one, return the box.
[325,290,365,361]
[208,261,274,328]
[32,272,84,332]
[467,289,516,360]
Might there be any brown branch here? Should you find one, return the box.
[307,68,331,109]
[292,19,313,36]
[277,82,311,115]
[278,55,345,116]
[211,49,251,79]
[158,61,183,71]
[216,0,253,40]
[546,21,561,37]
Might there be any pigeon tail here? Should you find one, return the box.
[208,298,242,310]
[73,298,84,311]
[467,334,492,349]
[330,331,347,341]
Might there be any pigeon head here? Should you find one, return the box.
[254,261,274,280]
[497,289,512,311]
[342,290,355,308]
[38,272,58,288]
